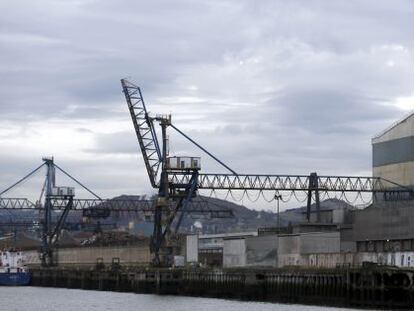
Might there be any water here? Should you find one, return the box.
[0,287,369,311]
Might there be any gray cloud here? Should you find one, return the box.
[86,131,138,155]
[1,0,414,209]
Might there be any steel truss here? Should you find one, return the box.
[0,198,37,209]
[169,172,414,223]
[121,79,162,188]
[0,197,232,217]
[168,172,409,193]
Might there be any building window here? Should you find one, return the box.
[403,240,411,251]
[401,255,405,266]
[384,240,391,252]
[376,241,384,252]
[367,241,375,252]
[357,241,367,252]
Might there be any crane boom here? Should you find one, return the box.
[168,172,409,192]
[121,79,162,187]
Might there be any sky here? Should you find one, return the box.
[1,0,414,210]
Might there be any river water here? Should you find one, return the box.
[0,287,371,311]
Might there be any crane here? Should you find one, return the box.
[0,157,232,266]
[121,78,414,266]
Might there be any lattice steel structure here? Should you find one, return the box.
[121,79,162,188]
[168,172,409,192]
[0,197,232,217]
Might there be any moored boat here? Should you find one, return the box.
[0,249,31,286]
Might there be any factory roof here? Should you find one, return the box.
[372,110,414,143]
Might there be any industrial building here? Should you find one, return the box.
[350,111,414,267]
[196,232,257,267]
[373,111,414,187]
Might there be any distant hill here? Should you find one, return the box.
[178,196,354,234]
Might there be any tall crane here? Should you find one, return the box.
[121,78,414,266]
[0,157,77,266]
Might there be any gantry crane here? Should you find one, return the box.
[0,157,133,266]
[121,78,414,266]
[0,157,232,266]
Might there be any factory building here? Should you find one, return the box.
[220,231,354,269]
[197,232,257,267]
[351,111,414,267]
[372,111,414,187]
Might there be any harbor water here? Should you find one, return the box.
[0,287,374,311]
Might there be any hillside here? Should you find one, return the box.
[178,196,354,234]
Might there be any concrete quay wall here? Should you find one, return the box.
[30,266,414,309]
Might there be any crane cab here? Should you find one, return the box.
[50,187,75,197]
[166,156,201,171]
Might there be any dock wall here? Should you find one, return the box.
[30,266,414,309]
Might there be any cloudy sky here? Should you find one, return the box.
[1,0,414,209]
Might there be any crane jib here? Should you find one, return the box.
[121,79,162,188]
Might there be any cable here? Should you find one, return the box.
[170,124,237,175]
[244,190,262,203]
[229,190,244,202]
[280,191,294,203]
[0,163,46,196]
[53,163,101,199]
[293,191,308,203]
[261,191,275,203]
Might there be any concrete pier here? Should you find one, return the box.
[30,265,414,309]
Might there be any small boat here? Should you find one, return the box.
[0,249,31,286]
